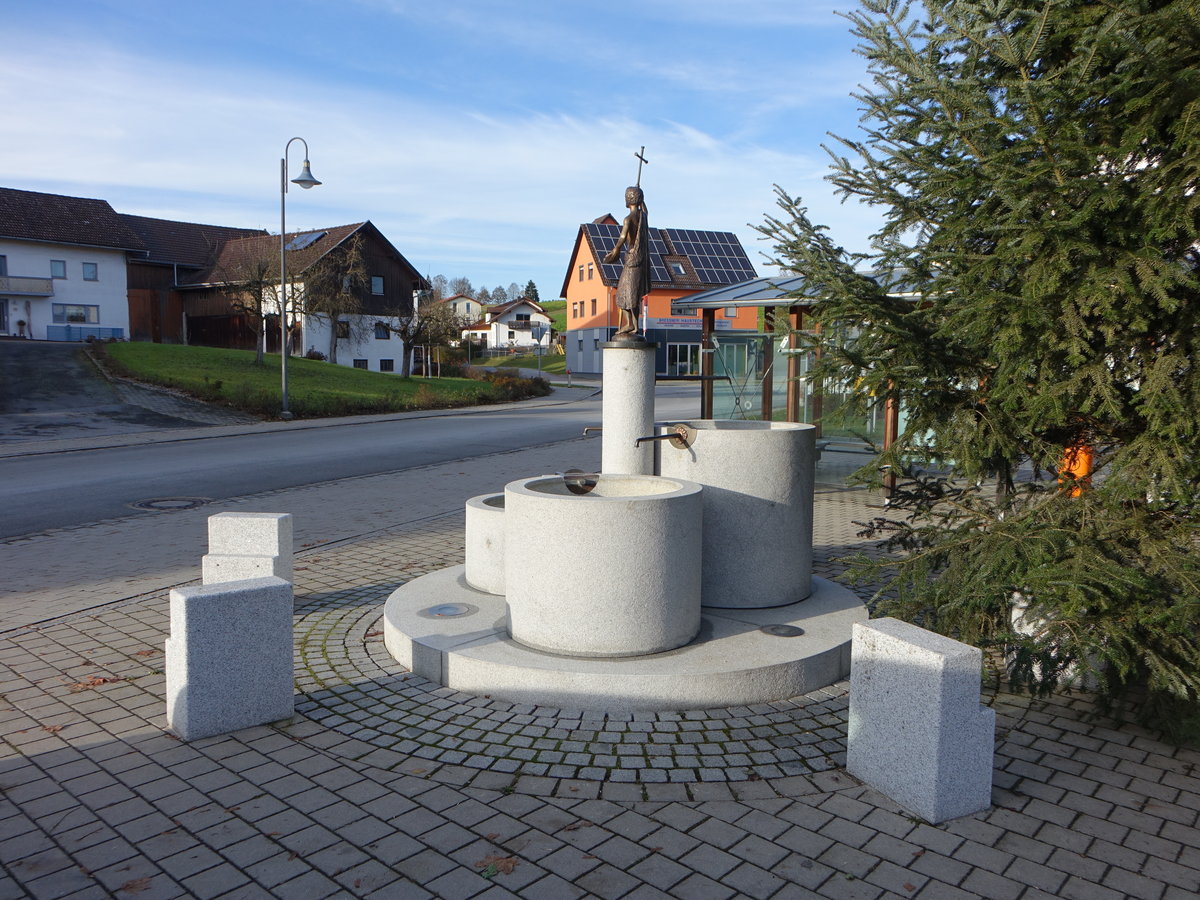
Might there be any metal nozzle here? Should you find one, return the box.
[633,424,694,449]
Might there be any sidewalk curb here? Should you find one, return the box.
[0,382,603,460]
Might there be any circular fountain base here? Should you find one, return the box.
[383,566,868,711]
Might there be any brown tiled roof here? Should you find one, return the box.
[487,298,545,318]
[183,222,366,285]
[120,214,265,269]
[0,187,145,251]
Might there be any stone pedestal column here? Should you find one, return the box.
[602,339,656,475]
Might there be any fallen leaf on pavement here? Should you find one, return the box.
[474,855,517,875]
[68,675,124,692]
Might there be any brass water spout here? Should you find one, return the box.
[633,424,694,449]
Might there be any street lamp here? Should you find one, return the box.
[280,137,321,419]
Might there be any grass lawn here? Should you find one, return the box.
[102,342,549,419]
[540,299,566,333]
[491,351,567,375]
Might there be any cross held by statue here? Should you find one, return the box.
[635,146,649,187]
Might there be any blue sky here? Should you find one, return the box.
[2,0,880,299]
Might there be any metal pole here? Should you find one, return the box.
[279,136,320,420]
[280,155,290,419]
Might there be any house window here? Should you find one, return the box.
[670,262,685,276]
[578,339,583,351]
[82,262,98,281]
[591,299,596,315]
[336,321,350,339]
[371,276,384,295]
[508,330,515,340]
[374,322,390,339]
[578,265,584,282]
[379,359,394,372]
[52,304,99,324]
[724,307,738,318]
[0,256,7,276]
[593,338,600,350]
[516,313,531,323]
[587,262,594,280]
[353,359,368,369]
[50,260,67,279]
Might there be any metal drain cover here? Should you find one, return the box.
[759,624,805,637]
[129,497,212,511]
[420,603,476,619]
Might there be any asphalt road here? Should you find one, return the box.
[0,383,700,539]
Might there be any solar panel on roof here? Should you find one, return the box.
[285,230,326,251]
[585,223,756,288]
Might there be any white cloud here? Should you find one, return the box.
[0,25,879,293]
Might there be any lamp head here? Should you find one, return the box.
[292,160,321,190]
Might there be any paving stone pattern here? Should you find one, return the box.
[1,451,1198,898]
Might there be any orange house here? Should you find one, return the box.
[561,214,759,374]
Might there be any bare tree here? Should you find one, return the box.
[491,285,509,305]
[448,276,473,297]
[301,234,368,364]
[390,297,466,376]
[476,286,492,305]
[507,282,521,301]
[428,274,448,303]
[224,255,278,364]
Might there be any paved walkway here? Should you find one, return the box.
[1,438,1197,899]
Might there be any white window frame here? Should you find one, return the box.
[82,262,99,281]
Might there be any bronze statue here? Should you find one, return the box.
[604,162,651,338]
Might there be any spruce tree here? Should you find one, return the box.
[760,0,1200,736]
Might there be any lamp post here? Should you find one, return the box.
[280,137,321,419]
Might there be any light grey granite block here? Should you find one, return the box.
[204,513,293,583]
[847,618,994,823]
[165,576,294,741]
[202,553,290,584]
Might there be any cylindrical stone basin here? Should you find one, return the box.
[656,420,816,609]
[464,493,505,594]
[504,474,702,658]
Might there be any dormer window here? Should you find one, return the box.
[670,262,685,276]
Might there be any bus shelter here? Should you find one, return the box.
[669,276,902,452]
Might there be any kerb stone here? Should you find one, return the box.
[165,576,295,741]
[847,618,994,823]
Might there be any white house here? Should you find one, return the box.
[439,293,484,323]
[462,298,552,351]
[0,188,141,340]
[179,222,429,374]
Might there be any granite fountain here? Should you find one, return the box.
[382,337,867,710]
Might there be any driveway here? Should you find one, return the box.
[0,340,255,443]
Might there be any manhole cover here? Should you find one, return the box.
[129,497,212,511]
[760,624,805,637]
[420,603,477,619]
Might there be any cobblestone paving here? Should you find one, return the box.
[1,480,1198,898]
